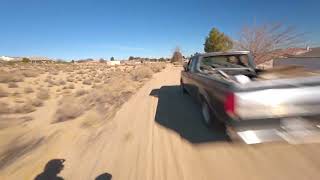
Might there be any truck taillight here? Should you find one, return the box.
[224,92,235,115]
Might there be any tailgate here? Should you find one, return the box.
[235,85,320,120]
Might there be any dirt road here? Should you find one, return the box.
[1,66,320,180]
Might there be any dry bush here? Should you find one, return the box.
[31,98,43,107]
[54,96,84,123]
[92,84,103,89]
[77,70,85,74]
[12,91,21,97]
[21,70,38,77]
[24,87,34,93]
[50,71,59,75]
[66,77,74,82]
[47,79,58,86]
[44,75,52,82]
[0,88,9,97]
[83,79,92,85]
[14,102,36,114]
[130,66,153,81]
[8,82,19,88]
[0,70,24,83]
[58,80,66,86]
[0,102,11,114]
[75,89,87,97]
[68,84,75,89]
[15,99,25,103]
[148,63,166,73]
[37,89,50,100]
[94,79,101,83]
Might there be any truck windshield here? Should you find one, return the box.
[200,54,251,69]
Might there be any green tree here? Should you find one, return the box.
[22,58,30,63]
[204,28,233,52]
[110,57,115,61]
[128,56,134,60]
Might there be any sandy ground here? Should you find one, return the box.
[1,66,320,180]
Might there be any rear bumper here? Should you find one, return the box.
[227,117,320,144]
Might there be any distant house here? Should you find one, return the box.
[28,56,53,63]
[273,47,320,70]
[106,61,121,66]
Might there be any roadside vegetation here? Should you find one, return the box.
[0,62,167,126]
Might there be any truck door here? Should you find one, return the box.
[184,57,199,98]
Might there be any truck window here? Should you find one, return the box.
[200,54,250,69]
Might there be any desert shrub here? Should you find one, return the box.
[55,96,84,122]
[68,84,75,89]
[48,79,58,86]
[8,82,19,88]
[12,91,21,97]
[24,87,34,93]
[50,71,59,75]
[0,102,11,114]
[0,70,24,83]
[31,98,43,107]
[66,77,74,82]
[92,84,103,89]
[149,63,166,72]
[14,102,35,114]
[75,89,87,97]
[37,89,50,100]
[22,58,31,63]
[94,79,101,83]
[58,80,66,85]
[15,99,25,103]
[130,66,153,81]
[21,70,38,77]
[83,79,92,85]
[77,70,85,74]
[0,88,9,97]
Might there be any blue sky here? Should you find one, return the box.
[1,0,320,60]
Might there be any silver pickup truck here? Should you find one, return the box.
[181,51,320,144]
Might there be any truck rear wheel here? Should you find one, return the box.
[180,80,187,94]
[201,100,225,129]
[202,101,212,126]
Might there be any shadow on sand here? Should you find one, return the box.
[34,159,112,180]
[150,85,228,144]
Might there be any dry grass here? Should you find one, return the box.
[131,66,153,81]
[13,102,36,114]
[24,87,34,93]
[36,89,50,100]
[31,98,44,107]
[83,79,92,85]
[0,102,11,114]
[0,62,167,125]
[75,89,87,97]
[21,70,38,78]
[8,82,19,88]
[58,80,66,86]
[54,96,84,123]
[0,88,9,97]
[68,84,75,89]
[0,70,24,83]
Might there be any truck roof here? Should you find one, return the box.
[197,51,250,57]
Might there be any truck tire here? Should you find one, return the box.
[180,80,187,94]
[201,100,225,129]
[201,100,213,126]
